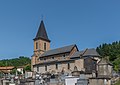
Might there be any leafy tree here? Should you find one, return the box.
[24,65,31,71]
[96,41,120,72]
[10,68,22,75]
[0,56,31,67]
[10,68,17,75]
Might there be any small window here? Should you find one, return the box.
[68,63,70,69]
[45,65,47,71]
[44,43,46,50]
[62,54,66,59]
[40,58,43,60]
[56,64,58,70]
[63,54,65,57]
[52,57,54,59]
[37,67,39,72]
[36,42,38,49]
[44,58,46,61]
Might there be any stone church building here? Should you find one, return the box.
[31,20,100,74]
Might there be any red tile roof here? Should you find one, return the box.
[0,66,14,70]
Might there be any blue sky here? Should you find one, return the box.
[0,0,120,59]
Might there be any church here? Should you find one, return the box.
[31,20,100,74]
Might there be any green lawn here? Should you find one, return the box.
[114,80,120,85]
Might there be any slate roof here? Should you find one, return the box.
[82,48,100,57]
[40,44,76,57]
[71,48,100,58]
[33,20,50,42]
[71,51,83,58]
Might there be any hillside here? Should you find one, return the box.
[0,56,31,67]
[96,41,120,72]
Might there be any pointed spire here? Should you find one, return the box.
[34,20,50,42]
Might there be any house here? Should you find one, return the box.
[31,20,100,74]
[17,66,24,74]
[0,66,14,74]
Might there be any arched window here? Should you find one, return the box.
[45,65,47,71]
[68,63,70,69]
[56,64,58,70]
[44,43,46,50]
[36,42,38,49]
[37,67,39,72]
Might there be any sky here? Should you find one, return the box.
[0,0,120,59]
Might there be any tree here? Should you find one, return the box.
[24,65,31,72]
[96,41,120,72]
[0,56,31,67]
[10,68,17,75]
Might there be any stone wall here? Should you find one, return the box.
[89,78,111,85]
[75,59,84,71]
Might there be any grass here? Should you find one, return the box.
[114,80,120,85]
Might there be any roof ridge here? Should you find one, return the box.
[81,48,88,56]
[46,44,76,51]
[40,44,76,57]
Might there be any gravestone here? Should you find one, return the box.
[76,74,89,85]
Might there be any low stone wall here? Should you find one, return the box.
[89,78,111,85]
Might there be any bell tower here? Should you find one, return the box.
[31,20,50,71]
[33,20,50,54]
